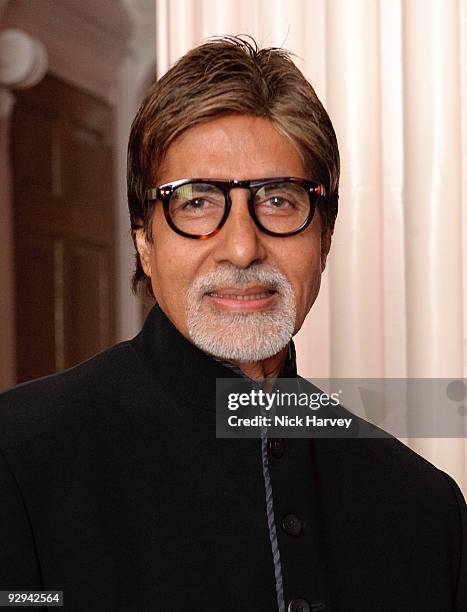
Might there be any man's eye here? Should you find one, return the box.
[174,198,223,215]
[182,198,208,210]
[270,196,292,207]
[258,196,295,211]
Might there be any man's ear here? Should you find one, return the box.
[320,228,332,273]
[134,227,153,278]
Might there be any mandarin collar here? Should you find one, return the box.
[215,340,297,380]
[131,304,243,412]
[131,304,297,411]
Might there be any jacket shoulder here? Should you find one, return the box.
[0,339,147,441]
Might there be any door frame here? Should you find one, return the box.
[0,0,156,388]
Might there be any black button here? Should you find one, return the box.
[267,438,285,458]
[288,598,310,612]
[281,513,303,536]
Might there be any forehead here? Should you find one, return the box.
[156,115,307,184]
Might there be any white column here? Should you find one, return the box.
[293,0,330,378]
[0,29,48,391]
[379,0,407,379]
[402,0,463,378]
[402,0,466,490]
[325,0,384,377]
[115,0,157,339]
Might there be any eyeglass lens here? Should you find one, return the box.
[168,182,311,236]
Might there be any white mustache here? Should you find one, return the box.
[190,265,289,297]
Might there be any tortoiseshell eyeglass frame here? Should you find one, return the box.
[131,177,327,239]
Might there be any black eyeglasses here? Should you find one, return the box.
[141,177,326,239]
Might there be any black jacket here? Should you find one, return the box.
[0,305,466,611]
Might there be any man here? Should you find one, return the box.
[0,37,465,612]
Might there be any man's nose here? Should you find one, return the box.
[211,188,267,269]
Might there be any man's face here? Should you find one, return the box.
[136,115,331,361]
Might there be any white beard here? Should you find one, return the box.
[186,264,296,362]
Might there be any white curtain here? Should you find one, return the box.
[155,0,467,496]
